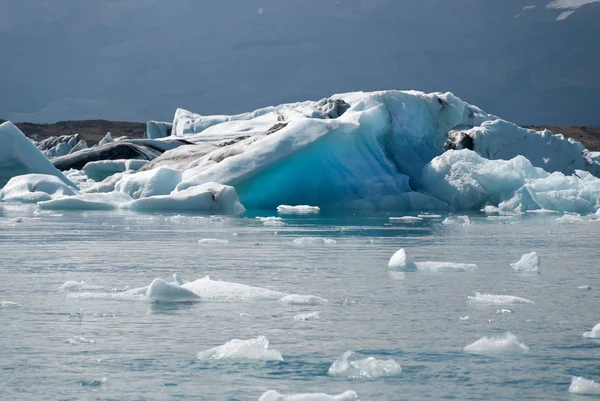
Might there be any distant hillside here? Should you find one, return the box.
[2,118,599,151]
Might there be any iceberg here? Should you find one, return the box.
[583,323,600,338]
[464,332,529,355]
[569,377,600,395]
[0,174,77,203]
[259,390,358,401]
[510,252,540,273]
[327,351,402,379]
[467,292,535,305]
[146,278,200,302]
[196,336,283,362]
[0,121,76,188]
[388,248,476,272]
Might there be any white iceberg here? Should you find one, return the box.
[583,323,600,338]
[464,332,529,355]
[510,252,540,273]
[467,292,535,305]
[115,167,182,199]
[327,351,402,379]
[388,248,476,272]
[569,376,600,395]
[196,336,283,362]
[146,278,200,302]
[259,390,358,401]
[277,205,320,214]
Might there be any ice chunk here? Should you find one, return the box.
[115,167,182,199]
[181,276,286,301]
[146,278,200,303]
[126,182,246,214]
[277,205,320,214]
[569,377,600,395]
[467,292,535,305]
[0,174,77,203]
[294,311,321,321]
[328,351,402,379]
[442,216,472,226]
[389,216,423,223]
[554,213,586,225]
[388,248,475,272]
[146,121,173,139]
[0,300,21,308]
[0,121,76,189]
[198,238,230,244]
[280,294,327,305]
[388,248,417,271]
[464,332,529,355]
[293,237,337,245]
[196,336,283,361]
[259,390,358,401]
[83,159,148,182]
[98,132,113,146]
[417,214,442,218]
[583,323,600,338]
[257,216,286,226]
[67,336,96,345]
[60,281,103,291]
[578,285,592,290]
[510,252,540,273]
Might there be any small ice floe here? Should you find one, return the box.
[293,237,336,245]
[510,252,540,273]
[389,216,423,223]
[60,281,104,291]
[464,332,529,355]
[327,351,402,379]
[442,216,471,226]
[417,214,442,219]
[388,248,476,272]
[486,215,515,221]
[555,213,586,225]
[277,205,320,215]
[256,216,285,226]
[67,336,96,345]
[578,285,592,291]
[583,323,600,338]
[259,390,358,401]
[569,376,600,395]
[294,311,321,321]
[459,316,470,321]
[147,278,200,303]
[196,336,283,362]
[496,309,512,314]
[0,300,21,308]
[198,238,230,244]
[239,312,252,318]
[280,294,327,305]
[467,292,535,305]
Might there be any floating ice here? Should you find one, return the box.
[388,248,476,272]
[257,216,286,226]
[277,205,320,214]
[196,336,283,362]
[198,238,230,244]
[510,252,540,273]
[554,213,586,225]
[83,159,148,182]
[293,237,337,246]
[467,292,535,305]
[60,281,103,291]
[280,294,327,305]
[464,332,529,355]
[579,285,592,290]
[389,216,423,223]
[259,390,358,401]
[294,311,321,321]
[147,278,200,303]
[67,336,96,345]
[0,174,77,203]
[496,309,512,314]
[583,323,600,338]
[328,351,402,379]
[442,216,472,226]
[0,300,21,308]
[417,214,442,218]
[569,376,600,395]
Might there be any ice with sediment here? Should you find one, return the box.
[328,351,402,379]
[277,205,320,214]
[388,248,476,272]
[259,390,359,401]
[583,323,600,338]
[83,159,148,182]
[569,377,600,395]
[0,174,77,203]
[464,332,529,355]
[196,336,283,362]
[467,292,535,305]
[510,252,540,273]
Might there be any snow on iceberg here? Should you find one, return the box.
[0,121,76,189]
[0,174,77,203]
[388,248,476,272]
[259,390,359,401]
[464,332,529,355]
[467,292,535,305]
[510,252,540,273]
[196,336,283,362]
[569,377,600,395]
[327,351,402,379]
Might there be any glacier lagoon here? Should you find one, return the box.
[1,205,600,400]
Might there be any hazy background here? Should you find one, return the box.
[0,0,598,125]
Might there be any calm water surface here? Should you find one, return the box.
[1,205,599,400]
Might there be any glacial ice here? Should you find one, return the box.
[569,377,600,395]
[510,252,540,273]
[196,336,283,361]
[464,332,529,355]
[0,122,76,188]
[467,292,535,305]
[327,351,402,379]
[259,390,359,401]
[583,323,600,338]
[146,278,200,302]
[293,311,321,321]
[115,167,181,199]
[277,205,320,215]
[388,248,476,272]
[83,159,148,181]
[146,121,172,139]
[0,174,77,203]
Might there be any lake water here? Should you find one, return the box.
[1,205,599,400]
